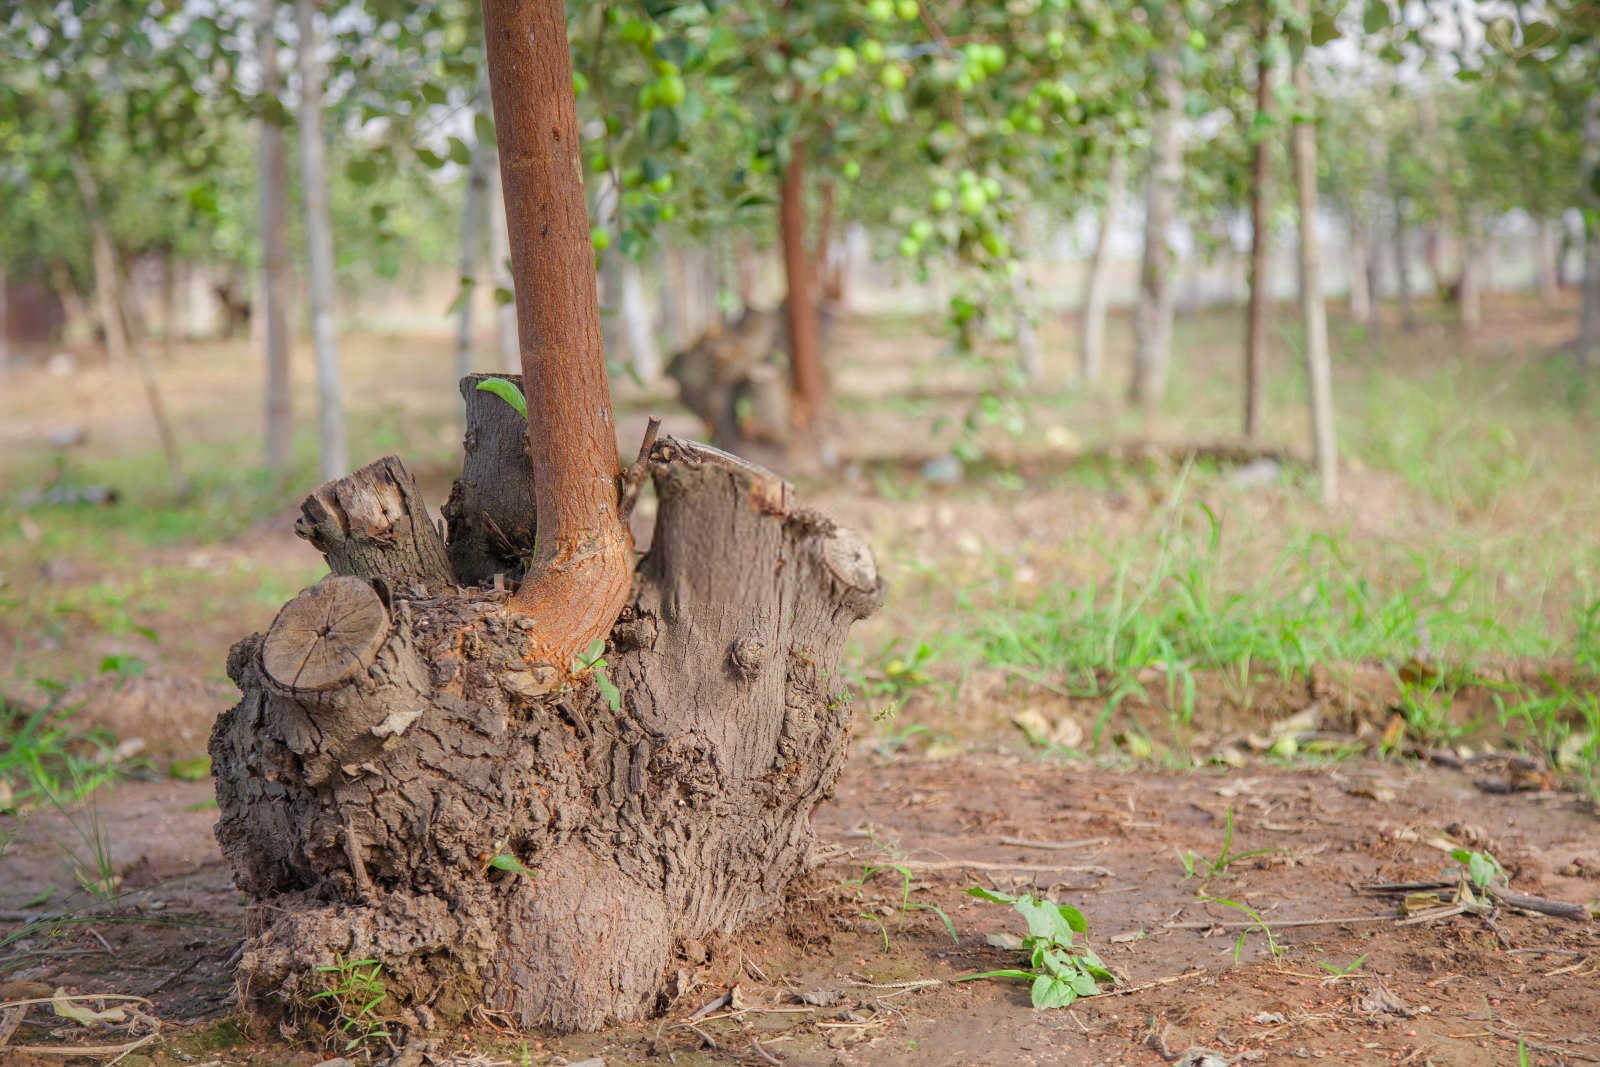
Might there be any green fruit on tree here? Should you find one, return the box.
[880,64,906,90]
[897,0,919,20]
[959,185,986,215]
[650,173,674,193]
[910,219,933,241]
[898,234,921,257]
[930,188,953,211]
[834,47,858,75]
[980,230,1007,257]
[860,39,885,64]
[659,203,677,221]
[842,159,862,180]
[591,227,612,251]
[622,166,643,187]
[572,72,589,95]
[588,150,609,172]
[981,176,1001,199]
[868,0,895,22]
[656,72,687,107]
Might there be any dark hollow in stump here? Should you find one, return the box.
[210,399,884,1034]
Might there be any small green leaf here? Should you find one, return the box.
[448,136,472,166]
[595,669,622,713]
[475,377,527,418]
[489,852,531,876]
[966,886,1017,905]
[493,286,515,306]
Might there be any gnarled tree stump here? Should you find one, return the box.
[209,406,883,1034]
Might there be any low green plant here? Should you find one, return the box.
[308,955,393,1054]
[574,639,621,712]
[842,863,957,950]
[957,887,1113,1009]
[1450,848,1507,892]
[1177,806,1280,879]
[1315,953,1367,977]
[1200,894,1283,962]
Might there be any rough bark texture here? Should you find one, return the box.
[441,373,538,587]
[1243,33,1273,439]
[1291,3,1337,506]
[1079,153,1125,386]
[211,434,883,1035]
[296,0,349,482]
[665,307,788,463]
[296,456,453,592]
[258,0,292,470]
[1129,50,1182,408]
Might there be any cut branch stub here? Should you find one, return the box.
[443,373,537,587]
[295,455,451,591]
[261,575,390,692]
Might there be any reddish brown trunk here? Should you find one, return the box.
[781,138,825,432]
[815,179,840,303]
[1244,21,1272,439]
[483,0,631,665]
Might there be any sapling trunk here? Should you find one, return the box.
[1129,49,1182,408]
[1291,0,1337,504]
[258,0,292,471]
[1079,152,1125,386]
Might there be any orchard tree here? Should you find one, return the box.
[209,0,884,1036]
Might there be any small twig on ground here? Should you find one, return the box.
[1163,915,1394,931]
[1503,947,1586,956]
[1106,969,1206,998]
[900,859,1113,876]
[1489,888,1592,921]
[619,416,662,523]
[1490,1028,1600,1063]
[686,1022,718,1050]
[751,1038,781,1065]
[687,992,731,1022]
[86,926,114,954]
[998,836,1107,851]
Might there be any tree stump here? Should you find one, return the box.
[209,401,884,1035]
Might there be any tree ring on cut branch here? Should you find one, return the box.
[261,575,390,692]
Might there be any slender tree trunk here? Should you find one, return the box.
[1078,152,1125,386]
[1291,9,1337,504]
[1243,28,1273,438]
[296,0,348,482]
[736,235,758,312]
[483,0,632,658]
[160,250,179,362]
[455,126,491,390]
[1348,229,1371,323]
[0,263,9,378]
[1129,50,1182,408]
[619,255,659,383]
[485,156,519,372]
[71,157,130,367]
[50,262,93,346]
[1579,93,1600,371]
[781,138,826,432]
[1364,219,1383,344]
[1393,201,1416,331]
[657,246,683,353]
[1535,217,1560,303]
[1458,211,1485,334]
[258,0,293,472]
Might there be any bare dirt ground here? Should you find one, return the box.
[3,294,1598,1064]
[3,752,1597,1066]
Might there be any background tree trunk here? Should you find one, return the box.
[296,0,348,482]
[1348,229,1371,324]
[0,263,9,378]
[1129,50,1182,408]
[455,121,491,392]
[1579,92,1600,371]
[71,156,130,367]
[620,256,660,384]
[1393,200,1416,331]
[259,0,292,471]
[1291,9,1337,505]
[1535,217,1561,303]
[486,157,519,373]
[1078,153,1125,386]
[160,249,179,362]
[1458,211,1485,334]
[1243,28,1273,439]
[782,138,826,434]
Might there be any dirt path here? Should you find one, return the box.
[3,753,1597,1065]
